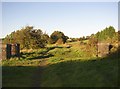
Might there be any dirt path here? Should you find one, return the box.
[31,58,48,87]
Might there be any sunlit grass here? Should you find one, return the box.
[2,41,119,87]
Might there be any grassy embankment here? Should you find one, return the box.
[2,41,119,87]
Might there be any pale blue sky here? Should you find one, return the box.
[2,2,118,38]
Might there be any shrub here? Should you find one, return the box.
[56,38,64,44]
[3,26,48,49]
[49,31,68,44]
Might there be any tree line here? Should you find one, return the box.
[88,26,118,45]
[3,25,118,49]
[3,26,68,49]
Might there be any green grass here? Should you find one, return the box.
[41,58,118,87]
[2,59,42,66]
[2,41,119,87]
[2,66,41,87]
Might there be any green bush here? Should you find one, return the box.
[3,26,48,49]
[49,31,68,44]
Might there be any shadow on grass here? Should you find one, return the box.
[20,52,35,59]
[28,54,54,60]
[20,46,63,60]
[42,46,63,52]
[2,47,119,87]
[2,66,44,87]
[40,47,119,87]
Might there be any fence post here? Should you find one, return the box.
[15,44,20,59]
[6,44,11,59]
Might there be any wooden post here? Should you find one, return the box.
[6,44,11,59]
[15,44,20,59]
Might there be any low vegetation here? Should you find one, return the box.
[2,41,119,87]
[2,26,119,87]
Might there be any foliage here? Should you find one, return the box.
[2,41,119,87]
[3,26,48,49]
[49,31,68,44]
[79,36,87,41]
[2,25,119,87]
[88,35,98,47]
[94,26,116,42]
[42,33,49,44]
[55,38,64,44]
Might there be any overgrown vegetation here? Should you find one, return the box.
[88,26,118,44]
[3,26,49,49]
[49,31,68,44]
[2,25,119,87]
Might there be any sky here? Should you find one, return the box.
[1,2,118,38]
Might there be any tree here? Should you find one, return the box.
[42,33,49,44]
[88,36,98,46]
[94,26,116,42]
[30,29,47,48]
[49,31,68,44]
[3,26,48,49]
[56,38,64,44]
